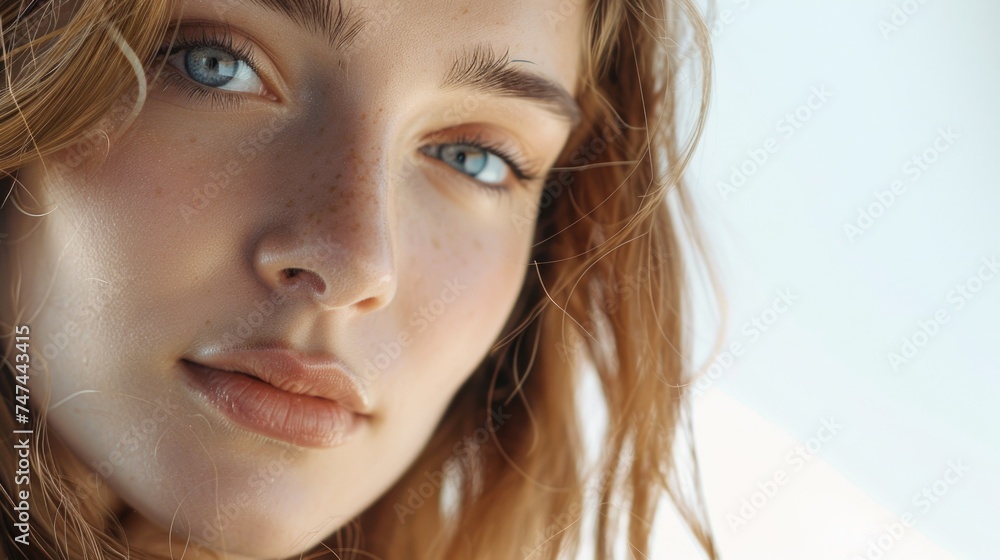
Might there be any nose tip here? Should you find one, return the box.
[253,232,396,313]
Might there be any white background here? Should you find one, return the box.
[650,0,998,558]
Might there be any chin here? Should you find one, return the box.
[193,520,335,559]
[132,500,349,559]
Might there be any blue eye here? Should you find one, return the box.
[170,47,264,93]
[431,144,511,185]
[166,45,266,95]
[154,27,270,102]
[421,135,538,191]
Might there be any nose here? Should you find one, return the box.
[251,181,397,314]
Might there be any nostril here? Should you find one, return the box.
[279,267,327,297]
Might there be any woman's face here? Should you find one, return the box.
[7,0,584,556]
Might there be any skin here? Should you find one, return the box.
[5,0,585,557]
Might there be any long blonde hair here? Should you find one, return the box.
[0,0,718,558]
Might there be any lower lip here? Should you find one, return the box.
[180,360,363,448]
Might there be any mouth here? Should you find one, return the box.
[179,348,370,448]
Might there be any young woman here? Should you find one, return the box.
[0,0,717,558]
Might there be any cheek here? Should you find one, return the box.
[373,204,533,439]
[12,116,280,355]
[421,236,526,366]
[6,126,254,490]
[9,128,204,357]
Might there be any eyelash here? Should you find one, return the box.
[151,25,264,111]
[431,132,540,194]
[151,26,544,194]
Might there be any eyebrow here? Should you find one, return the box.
[237,0,369,50]
[223,3,582,127]
[442,44,582,127]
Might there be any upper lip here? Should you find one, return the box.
[183,344,372,415]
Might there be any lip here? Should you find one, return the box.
[179,346,371,448]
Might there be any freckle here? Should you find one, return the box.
[360,113,367,120]
[298,187,304,192]
[432,237,440,249]
[313,148,321,156]
[335,173,342,179]
[204,319,211,326]
[285,199,295,208]
[154,186,163,195]
[474,239,482,250]
[189,135,197,144]
[318,126,325,136]
[309,172,317,180]
[461,6,469,14]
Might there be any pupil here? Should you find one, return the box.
[186,46,235,88]
[439,145,488,176]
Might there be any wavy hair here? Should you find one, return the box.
[0,0,719,558]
